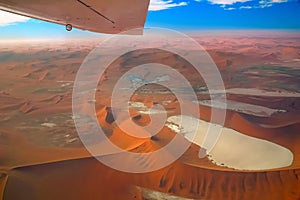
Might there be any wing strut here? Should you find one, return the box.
[76,0,115,24]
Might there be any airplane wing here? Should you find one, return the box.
[0,0,150,34]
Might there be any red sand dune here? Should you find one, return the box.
[0,33,300,199]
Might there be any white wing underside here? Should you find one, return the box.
[0,0,150,34]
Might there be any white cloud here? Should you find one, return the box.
[149,0,188,11]
[258,0,288,8]
[0,11,29,26]
[206,0,289,9]
[271,0,288,3]
[225,7,236,9]
[207,0,251,5]
[240,5,252,8]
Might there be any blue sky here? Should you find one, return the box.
[0,0,299,39]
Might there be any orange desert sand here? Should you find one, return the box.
[0,31,300,199]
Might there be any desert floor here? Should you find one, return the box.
[0,31,300,199]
